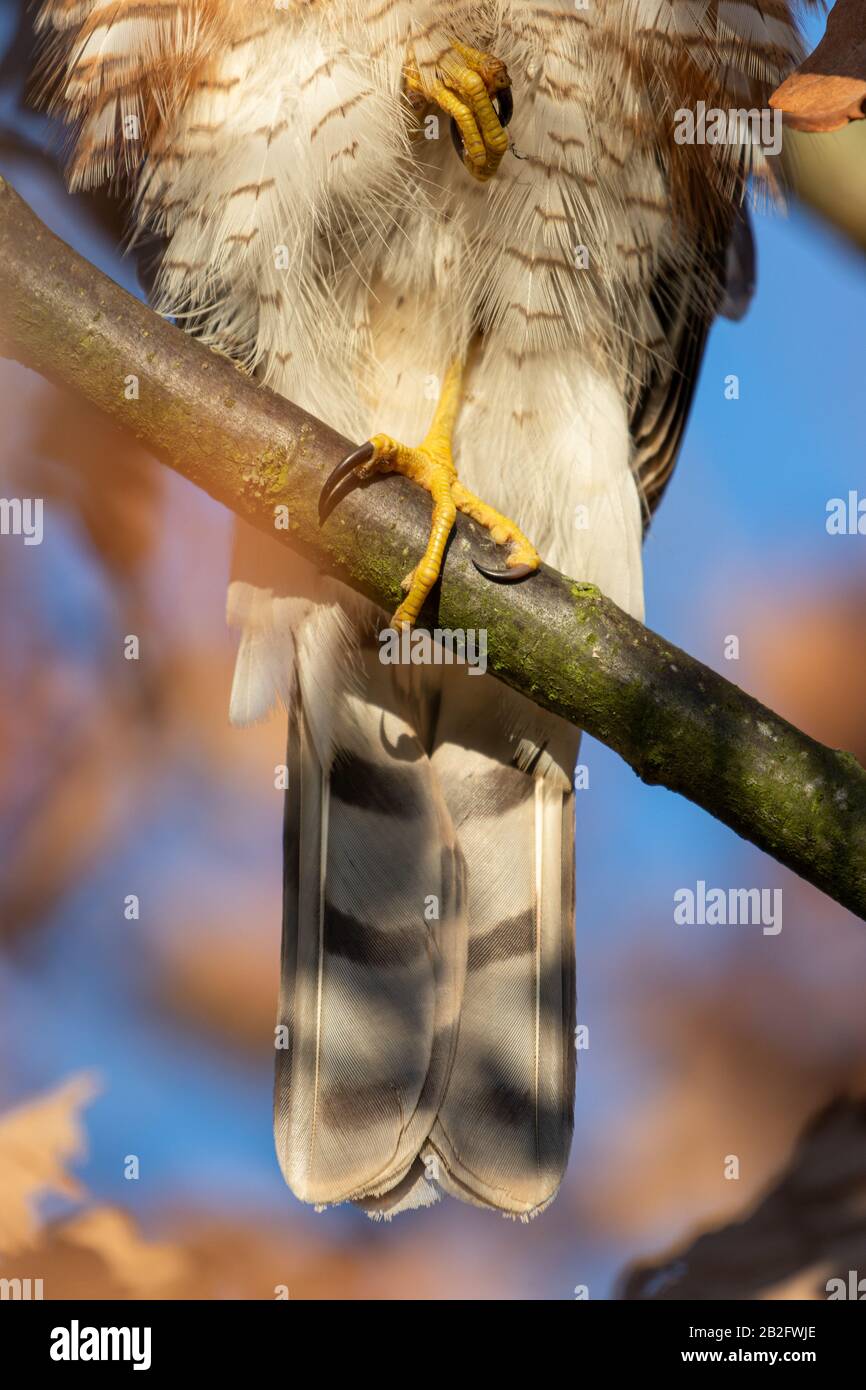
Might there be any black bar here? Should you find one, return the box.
[2,1298,861,1373]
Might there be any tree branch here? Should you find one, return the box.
[2,175,865,921]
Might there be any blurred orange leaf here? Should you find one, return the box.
[62,1207,188,1295]
[0,1072,99,1256]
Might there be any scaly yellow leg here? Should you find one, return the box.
[318,359,541,627]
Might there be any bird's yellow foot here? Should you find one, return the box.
[404,40,513,182]
[319,363,539,627]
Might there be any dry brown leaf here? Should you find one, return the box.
[62,1207,188,1295]
[0,1073,99,1257]
[0,1212,514,1300]
[771,0,866,132]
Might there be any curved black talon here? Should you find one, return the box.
[495,86,514,129]
[472,558,537,584]
[449,87,514,161]
[319,440,375,522]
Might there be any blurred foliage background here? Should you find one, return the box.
[1,0,865,1300]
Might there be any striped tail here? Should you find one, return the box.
[229,527,580,1216]
[425,668,580,1217]
[277,658,579,1218]
[274,642,467,1209]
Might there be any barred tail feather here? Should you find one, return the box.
[427,672,580,1218]
[275,648,467,1208]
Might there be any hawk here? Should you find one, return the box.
[38,0,815,1218]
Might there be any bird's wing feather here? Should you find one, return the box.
[631,200,752,526]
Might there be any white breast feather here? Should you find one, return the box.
[38,0,811,710]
